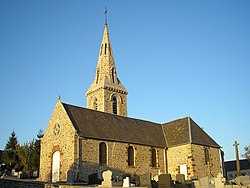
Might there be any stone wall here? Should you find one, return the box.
[191,144,222,178]
[39,100,78,182]
[79,138,166,182]
[167,144,222,180]
[167,144,193,179]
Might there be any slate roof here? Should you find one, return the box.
[63,103,166,147]
[162,117,220,148]
[62,103,220,148]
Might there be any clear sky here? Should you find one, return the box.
[0,0,249,161]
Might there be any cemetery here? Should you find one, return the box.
[1,169,250,188]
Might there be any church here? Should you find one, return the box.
[39,19,223,183]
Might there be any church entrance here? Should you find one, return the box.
[52,151,60,182]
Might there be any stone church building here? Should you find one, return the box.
[39,21,223,183]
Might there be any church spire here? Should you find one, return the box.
[85,14,128,116]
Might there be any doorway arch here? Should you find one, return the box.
[52,151,60,182]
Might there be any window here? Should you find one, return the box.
[104,43,107,55]
[112,96,117,114]
[99,142,107,165]
[204,148,210,165]
[128,146,135,166]
[93,98,98,110]
[96,69,99,84]
[151,149,157,167]
[111,68,115,83]
[100,44,103,56]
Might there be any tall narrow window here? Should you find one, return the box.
[96,69,99,84]
[204,148,210,165]
[104,43,107,55]
[111,68,115,83]
[112,96,117,114]
[99,142,107,165]
[100,44,103,56]
[151,149,157,167]
[128,146,135,166]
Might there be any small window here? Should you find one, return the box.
[111,68,115,83]
[204,148,209,165]
[93,98,98,110]
[104,43,107,55]
[99,142,107,165]
[128,146,135,166]
[100,44,103,56]
[112,96,117,114]
[151,149,157,167]
[96,69,99,84]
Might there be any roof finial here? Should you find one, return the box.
[58,95,61,101]
[104,6,108,25]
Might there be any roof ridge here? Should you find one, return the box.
[62,102,161,126]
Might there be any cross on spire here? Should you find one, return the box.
[104,6,108,25]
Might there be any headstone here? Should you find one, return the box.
[176,174,185,184]
[18,171,28,179]
[32,171,38,178]
[214,173,225,188]
[89,173,101,184]
[153,175,159,182]
[11,169,15,176]
[200,176,210,188]
[123,177,130,187]
[159,174,172,188]
[67,169,75,183]
[131,174,140,186]
[235,176,250,187]
[99,170,113,187]
[13,172,18,177]
[140,172,152,188]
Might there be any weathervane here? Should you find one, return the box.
[104,6,108,25]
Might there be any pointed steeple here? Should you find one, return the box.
[85,19,128,116]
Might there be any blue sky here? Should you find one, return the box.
[0,1,249,161]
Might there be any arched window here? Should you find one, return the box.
[151,148,157,167]
[204,148,210,165]
[112,96,117,115]
[99,142,107,165]
[128,146,135,166]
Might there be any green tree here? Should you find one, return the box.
[242,144,250,159]
[2,131,21,171]
[32,129,43,173]
[16,129,44,176]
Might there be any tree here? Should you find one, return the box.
[2,131,21,171]
[242,144,250,159]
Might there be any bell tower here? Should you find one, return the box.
[85,15,128,116]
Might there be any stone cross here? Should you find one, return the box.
[233,141,241,176]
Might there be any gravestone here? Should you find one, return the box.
[131,173,140,186]
[89,173,101,184]
[67,169,75,183]
[99,170,113,187]
[11,169,15,176]
[140,172,152,187]
[123,177,130,187]
[159,174,172,188]
[176,174,185,184]
[32,171,38,178]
